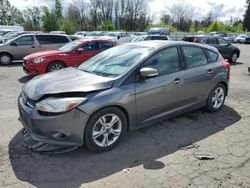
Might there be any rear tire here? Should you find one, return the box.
[0,53,12,65]
[206,83,226,112]
[230,52,238,63]
[85,107,127,152]
[46,61,66,72]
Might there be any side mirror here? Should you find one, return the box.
[140,67,159,78]
[77,48,84,54]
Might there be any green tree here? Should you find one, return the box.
[189,22,196,33]
[42,7,58,32]
[60,19,76,34]
[98,22,115,31]
[0,0,23,25]
[23,7,42,31]
[55,0,63,21]
[243,0,250,31]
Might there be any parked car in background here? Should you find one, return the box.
[148,27,170,36]
[224,35,236,43]
[102,32,127,40]
[23,38,117,76]
[85,31,106,38]
[73,31,88,37]
[50,31,66,34]
[243,35,250,44]
[182,35,240,63]
[209,31,227,37]
[18,41,230,152]
[131,35,170,42]
[0,34,71,65]
[234,34,247,43]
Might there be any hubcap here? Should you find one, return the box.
[1,55,11,65]
[212,87,225,109]
[232,53,238,63]
[92,114,122,147]
[50,64,63,71]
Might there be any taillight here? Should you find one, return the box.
[222,59,231,70]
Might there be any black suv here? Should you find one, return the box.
[182,35,240,63]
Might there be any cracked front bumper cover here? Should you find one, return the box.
[18,93,90,153]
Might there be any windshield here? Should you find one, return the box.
[78,45,153,77]
[58,40,81,51]
[105,33,117,37]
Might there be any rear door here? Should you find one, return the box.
[135,47,186,125]
[9,35,37,60]
[181,46,213,105]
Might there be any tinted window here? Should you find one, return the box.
[182,46,208,68]
[143,47,180,76]
[144,36,152,40]
[99,42,113,50]
[218,38,229,46]
[14,36,34,45]
[36,35,69,44]
[206,50,219,62]
[81,42,99,51]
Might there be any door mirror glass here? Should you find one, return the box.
[140,67,159,78]
[77,48,85,54]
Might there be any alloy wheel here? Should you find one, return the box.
[0,55,11,65]
[49,64,64,71]
[92,114,122,147]
[212,87,225,109]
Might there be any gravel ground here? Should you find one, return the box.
[0,44,250,188]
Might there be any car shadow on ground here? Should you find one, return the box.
[9,105,240,188]
[231,61,243,66]
[18,75,32,84]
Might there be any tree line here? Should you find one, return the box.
[0,0,250,34]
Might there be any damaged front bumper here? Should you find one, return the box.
[18,93,89,152]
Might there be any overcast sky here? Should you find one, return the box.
[9,0,247,22]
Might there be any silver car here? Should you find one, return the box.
[0,34,71,65]
[18,41,230,152]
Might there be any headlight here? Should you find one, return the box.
[36,97,87,114]
[33,58,46,64]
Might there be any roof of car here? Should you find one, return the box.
[124,40,218,52]
[78,38,116,43]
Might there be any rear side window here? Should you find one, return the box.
[182,46,208,68]
[99,42,113,50]
[36,35,69,44]
[143,47,180,76]
[206,50,219,62]
[14,36,34,45]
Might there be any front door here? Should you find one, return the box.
[135,47,186,125]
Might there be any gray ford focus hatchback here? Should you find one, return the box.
[18,41,230,152]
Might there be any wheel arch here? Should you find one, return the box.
[219,81,228,96]
[0,52,14,60]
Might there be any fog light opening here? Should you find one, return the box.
[52,132,66,139]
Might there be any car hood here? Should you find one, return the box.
[24,50,66,60]
[23,67,114,100]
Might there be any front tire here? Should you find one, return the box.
[0,53,12,65]
[206,83,226,112]
[85,107,127,152]
[46,61,66,72]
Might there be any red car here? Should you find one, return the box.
[23,38,117,76]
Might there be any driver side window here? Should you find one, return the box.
[12,36,34,46]
[81,42,99,51]
[218,38,229,46]
[143,47,180,76]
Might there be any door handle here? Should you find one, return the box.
[208,69,213,75]
[31,46,36,48]
[174,78,182,85]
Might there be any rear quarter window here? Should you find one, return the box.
[206,49,219,62]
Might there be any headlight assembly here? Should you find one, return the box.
[36,97,87,114]
[33,58,46,64]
